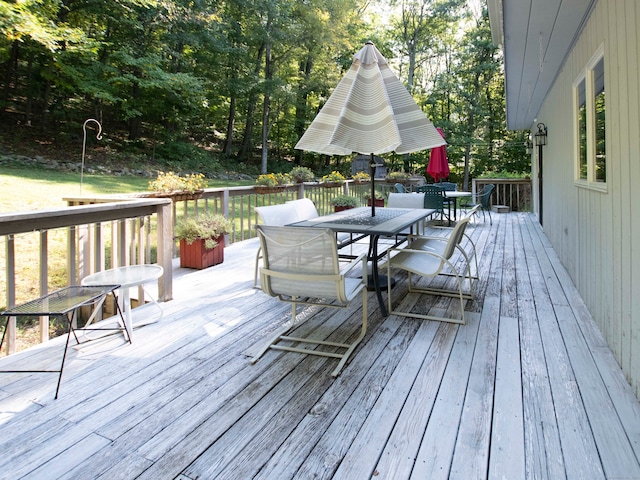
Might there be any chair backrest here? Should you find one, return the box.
[387,192,426,209]
[479,184,495,208]
[255,203,298,226]
[257,225,344,301]
[436,181,457,191]
[441,216,471,260]
[394,183,408,193]
[286,198,319,221]
[416,185,444,210]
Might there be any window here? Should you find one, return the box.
[577,78,587,180]
[593,58,606,182]
[575,47,606,189]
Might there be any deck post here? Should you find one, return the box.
[156,200,173,302]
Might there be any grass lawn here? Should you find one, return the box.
[0,165,251,212]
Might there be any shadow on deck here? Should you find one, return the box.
[0,212,639,479]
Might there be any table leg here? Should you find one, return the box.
[56,314,73,399]
[118,288,134,341]
[369,235,388,317]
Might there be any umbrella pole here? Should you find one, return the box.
[369,153,376,217]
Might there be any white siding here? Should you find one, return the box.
[538,0,640,395]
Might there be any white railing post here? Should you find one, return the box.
[39,230,49,343]
[4,234,16,354]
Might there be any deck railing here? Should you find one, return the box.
[64,181,400,252]
[0,198,173,354]
[472,178,532,212]
[1,177,529,354]
[0,181,399,354]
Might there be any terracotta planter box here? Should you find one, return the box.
[334,205,356,212]
[180,237,224,269]
[367,198,384,207]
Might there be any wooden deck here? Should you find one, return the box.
[1,212,640,479]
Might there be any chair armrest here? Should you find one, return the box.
[339,253,367,277]
[407,234,450,244]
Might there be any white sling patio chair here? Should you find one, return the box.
[386,214,475,325]
[287,197,358,256]
[386,192,428,236]
[252,225,368,377]
[286,197,319,221]
[253,203,299,287]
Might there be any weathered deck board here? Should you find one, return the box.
[1,212,640,480]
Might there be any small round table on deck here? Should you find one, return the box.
[81,264,164,340]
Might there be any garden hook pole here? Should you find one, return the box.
[80,119,103,193]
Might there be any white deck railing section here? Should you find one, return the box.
[472,178,532,212]
[0,178,530,355]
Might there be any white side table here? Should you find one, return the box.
[82,264,164,339]
[444,191,473,220]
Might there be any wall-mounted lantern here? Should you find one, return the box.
[534,122,547,146]
[525,135,533,154]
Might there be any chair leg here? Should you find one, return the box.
[254,247,262,288]
[331,289,367,377]
[387,261,466,325]
[251,293,367,377]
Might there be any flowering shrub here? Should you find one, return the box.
[321,171,346,183]
[289,166,315,182]
[255,173,291,186]
[275,172,292,185]
[364,190,384,199]
[352,171,370,182]
[148,171,208,194]
[386,171,411,181]
[175,213,232,249]
[255,174,278,187]
[330,194,359,207]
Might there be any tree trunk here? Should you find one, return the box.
[223,65,238,156]
[261,43,272,174]
[1,41,19,118]
[464,74,481,191]
[238,44,265,162]
[294,54,312,165]
[129,80,142,140]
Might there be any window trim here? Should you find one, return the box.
[574,44,607,193]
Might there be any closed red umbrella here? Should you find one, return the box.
[427,127,450,182]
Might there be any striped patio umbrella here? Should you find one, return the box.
[295,41,445,214]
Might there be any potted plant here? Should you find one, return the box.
[175,213,233,269]
[254,173,291,194]
[351,171,370,184]
[385,170,411,184]
[321,171,346,188]
[148,171,208,201]
[364,191,385,207]
[289,166,315,183]
[330,195,359,212]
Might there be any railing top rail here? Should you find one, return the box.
[473,178,531,184]
[0,198,171,236]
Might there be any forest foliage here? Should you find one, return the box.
[0,0,529,185]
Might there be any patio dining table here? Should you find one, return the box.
[288,207,435,316]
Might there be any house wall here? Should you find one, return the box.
[537,0,640,396]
